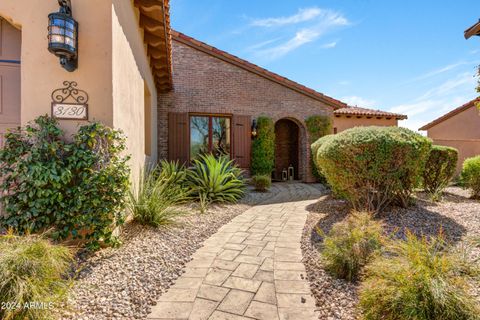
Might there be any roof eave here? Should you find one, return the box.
[464,21,480,39]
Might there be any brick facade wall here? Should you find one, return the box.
[158,39,334,182]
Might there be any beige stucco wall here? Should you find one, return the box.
[333,115,398,133]
[425,105,480,173]
[111,1,158,182]
[0,0,158,181]
[0,0,113,135]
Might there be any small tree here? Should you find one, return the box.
[423,145,458,200]
[251,116,275,176]
[306,115,332,182]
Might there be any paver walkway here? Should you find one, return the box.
[148,183,323,320]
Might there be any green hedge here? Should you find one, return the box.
[251,116,275,176]
[423,145,458,199]
[0,116,130,250]
[461,155,480,199]
[315,126,432,212]
[306,115,332,182]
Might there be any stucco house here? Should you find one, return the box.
[419,98,480,172]
[0,0,405,183]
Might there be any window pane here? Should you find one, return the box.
[212,117,231,158]
[190,116,209,160]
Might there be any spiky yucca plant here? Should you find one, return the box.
[128,167,188,227]
[188,154,245,205]
[359,232,480,320]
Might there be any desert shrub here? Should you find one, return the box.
[461,155,480,199]
[423,145,458,200]
[188,154,245,205]
[306,115,332,182]
[0,116,130,250]
[0,232,73,320]
[128,167,187,227]
[252,175,271,192]
[359,232,480,320]
[316,126,432,212]
[320,212,384,281]
[251,116,275,176]
[311,134,334,182]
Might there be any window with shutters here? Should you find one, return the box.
[190,115,231,160]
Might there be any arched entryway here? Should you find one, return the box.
[0,17,21,147]
[274,118,299,181]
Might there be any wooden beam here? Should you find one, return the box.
[139,13,165,36]
[144,32,165,47]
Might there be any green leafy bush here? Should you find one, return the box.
[252,175,271,192]
[423,145,458,200]
[315,126,432,212]
[0,232,72,320]
[320,212,384,281]
[251,116,275,176]
[0,116,130,250]
[188,154,245,205]
[128,167,187,227]
[306,115,332,182]
[461,155,480,199]
[359,232,480,320]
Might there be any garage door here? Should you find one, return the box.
[0,17,21,147]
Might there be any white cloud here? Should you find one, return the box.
[417,72,476,100]
[321,41,337,49]
[251,7,323,27]
[409,62,466,82]
[341,96,376,108]
[253,9,349,59]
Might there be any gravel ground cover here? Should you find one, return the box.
[301,186,480,320]
[62,185,276,320]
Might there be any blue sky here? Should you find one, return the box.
[170,0,480,131]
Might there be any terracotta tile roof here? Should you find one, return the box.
[334,106,407,120]
[465,20,480,39]
[171,30,349,109]
[134,0,173,92]
[419,97,480,130]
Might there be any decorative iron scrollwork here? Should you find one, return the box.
[51,81,88,104]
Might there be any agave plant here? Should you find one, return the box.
[159,159,187,186]
[187,154,245,205]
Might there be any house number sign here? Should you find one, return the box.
[51,81,89,120]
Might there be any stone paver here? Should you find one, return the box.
[147,183,323,320]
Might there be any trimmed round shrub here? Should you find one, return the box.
[359,232,480,320]
[0,232,73,320]
[316,126,432,212]
[461,155,480,199]
[320,211,384,282]
[311,134,334,174]
[252,175,271,192]
[423,145,458,200]
[251,116,275,176]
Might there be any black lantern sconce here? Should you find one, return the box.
[251,119,258,138]
[48,0,78,72]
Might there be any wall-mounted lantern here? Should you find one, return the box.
[251,119,258,138]
[48,0,78,72]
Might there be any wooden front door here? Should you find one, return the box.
[0,18,21,147]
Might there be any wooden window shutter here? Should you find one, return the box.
[168,112,189,165]
[232,115,251,169]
